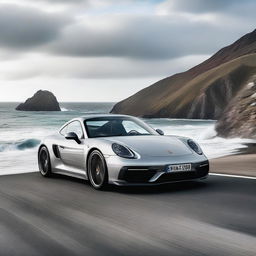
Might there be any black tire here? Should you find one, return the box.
[38,146,52,177]
[87,150,108,190]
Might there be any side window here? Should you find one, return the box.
[85,120,108,137]
[66,121,84,139]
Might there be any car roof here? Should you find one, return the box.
[74,114,135,122]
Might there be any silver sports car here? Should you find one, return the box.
[38,114,209,189]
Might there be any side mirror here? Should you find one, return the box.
[156,129,164,135]
[65,132,81,144]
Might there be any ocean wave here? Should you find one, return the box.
[0,124,10,128]
[154,121,256,159]
[61,107,71,111]
[198,126,217,140]
[0,138,40,153]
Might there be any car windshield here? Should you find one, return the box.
[84,116,157,138]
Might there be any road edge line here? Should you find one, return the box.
[209,173,256,180]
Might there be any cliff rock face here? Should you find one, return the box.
[16,90,61,111]
[111,29,256,119]
[185,62,256,119]
[215,80,256,138]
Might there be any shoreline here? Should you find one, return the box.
[209,153,256,177]
[238,142,256,155]
[209,142,256,177]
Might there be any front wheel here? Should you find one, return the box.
[87,150,108,190]
[38,146,52,177]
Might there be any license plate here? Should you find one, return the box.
[166,164,192,172]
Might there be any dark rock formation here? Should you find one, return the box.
[185,63,256,119]
[16,90,61,111]
[111,29,256,119]
[215,80,256,138]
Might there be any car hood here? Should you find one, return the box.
[104,135,192,157]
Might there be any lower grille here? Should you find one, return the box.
[118,166,160,183]
[155,161,209,183]
[118,161,209,184]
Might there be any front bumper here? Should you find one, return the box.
[105,155,209,186]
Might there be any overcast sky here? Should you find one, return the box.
[0,0,255,102]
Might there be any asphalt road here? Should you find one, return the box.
[0,173,255,256]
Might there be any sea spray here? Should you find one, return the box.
[0,139,40,152]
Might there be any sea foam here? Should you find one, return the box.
[0,138,40,152]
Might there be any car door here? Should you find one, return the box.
[58,121,86,173]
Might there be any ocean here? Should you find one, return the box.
[0,102,254,175]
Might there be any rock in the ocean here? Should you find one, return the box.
[16,90,61,111]
[215,80,256,138]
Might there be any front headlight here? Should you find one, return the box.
[112,143,135,158]
[187,139,203,155]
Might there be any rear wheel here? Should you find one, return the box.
[38,146,52,177]
[87,150,108,190]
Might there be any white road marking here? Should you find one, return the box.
[210,173,256,180]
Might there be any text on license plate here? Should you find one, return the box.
[167,164,192,172]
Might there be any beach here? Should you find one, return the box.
[210,154,256,177]
[209,143,256,177]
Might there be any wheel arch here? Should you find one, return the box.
[86,147,109,179]
[38,144,52,177]
[86,147,103,169]
[38,144,47,156]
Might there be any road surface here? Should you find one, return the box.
[0,172,255,256]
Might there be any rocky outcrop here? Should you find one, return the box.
[111,29,256,119]
[16,90,61,111]
[215,80,256,138]
[185,62,256,119]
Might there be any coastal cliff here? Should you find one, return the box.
[215,80,256,138]
[16,90,61,111]
[111,29,256,120]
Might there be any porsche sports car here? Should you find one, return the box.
[38,114,209,189]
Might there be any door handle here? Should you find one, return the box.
[59,145,65,149]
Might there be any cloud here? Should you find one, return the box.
[40,0,85,2]
[0,53,209,80]
[0,0,255,101]
[0,77,163,102]
[25,0,156,5]
[158,0,250,14]
[0,4,71,50]
[0,1,254,62]
[48,14,250,60]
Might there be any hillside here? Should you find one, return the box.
[111,29,256,119]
